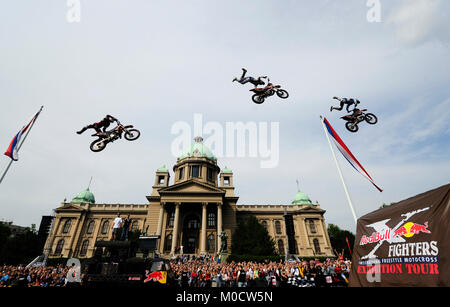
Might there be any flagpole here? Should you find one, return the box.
[0,106,43,185]
[320,116,357,225]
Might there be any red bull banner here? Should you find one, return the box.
[349,183,450,287]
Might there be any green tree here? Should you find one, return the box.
[231,216,277,257]
[0,227,42,265]
[327,224,355,259]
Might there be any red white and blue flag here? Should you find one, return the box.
[4,111,40,161]
[323,117,383,192]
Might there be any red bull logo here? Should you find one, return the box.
[394,221,431,238]
[144,270,167,284]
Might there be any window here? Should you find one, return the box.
[158,176,165,184]
[179,167,184,180]
[86,220,95,234]
[62,219,71,233]
[223,176,230,185]
[187,218,200,230]
[207,168,213,182]
[191,165,200,178]
[168,211,175,228]
[313,239,321,254]
[101,221,110,234]
[165,234,172,252]
[309,220,316,233]
[132,220,139,231]
[261,220,268,230]
[207,212,216,228]
[207,234,215,252]
[55,239,64,255]
[275,221,282,234]
[277,240,285,255]
[80,240,89,256]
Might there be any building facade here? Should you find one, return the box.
[44,137,334,259]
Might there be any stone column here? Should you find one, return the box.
[170,203,181,255]
[157,202,165,236]
[156,202,165,252]
[217,202,223,253]
[200,202,208,254]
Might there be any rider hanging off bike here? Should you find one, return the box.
[330,96,360,113]
[77,115,118,135]
[232,68,268,88]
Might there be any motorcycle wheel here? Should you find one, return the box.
[90,139,107,152]
[365,113,378,125]
[276,89,289,99]
[124,129,141,141]
[345,122,359,133]
[252,94,265,104]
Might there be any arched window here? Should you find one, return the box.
[131,220,139,231]
[207,212,216,228]
[187,217,200,230]
[55,239,64,255]
[101,221,110,234]
[309,220,316,233]
[168,211,175,228]
[62,219,71,233]
[277,240,285,255]
[313,239,321,254]
[80,240,89,256]
[275,221,282,234]
[207,234,215,252]
[261,220,268,230]
[86,220,95,234]
[165,234,172,252]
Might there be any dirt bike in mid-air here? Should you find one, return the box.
[249,79,289,104]
[90,120,141,152]
[341,107,378,133]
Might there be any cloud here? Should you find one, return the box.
[386,0,449,47]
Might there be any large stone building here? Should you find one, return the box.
[44,137,334,259]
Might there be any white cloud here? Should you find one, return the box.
[386,0,448,47]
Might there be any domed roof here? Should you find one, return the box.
[221,166,232,173]
[291,189,312,205]
[157,165,168,172]
[178,137,216,162]
[71,188,95,204]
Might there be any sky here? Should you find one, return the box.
[0,0,449,233]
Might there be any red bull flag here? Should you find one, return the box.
[323,117,382,192]
[4,109,41,161]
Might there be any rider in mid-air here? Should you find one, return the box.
[232,68,268,88]
[77,115,118,135]
[330,96,360,113]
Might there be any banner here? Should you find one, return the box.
[349,183,449,286]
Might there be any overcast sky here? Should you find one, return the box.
[0,0,449,232]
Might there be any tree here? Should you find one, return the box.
[327,224,355,259]
[379,202,394,209]
[231,216,277,257]
[0,227,42,265]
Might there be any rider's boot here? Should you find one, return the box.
[76,127,87,134]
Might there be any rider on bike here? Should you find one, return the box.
[232,68,268,88]
[77,115,118,135]
[330,97,360,113]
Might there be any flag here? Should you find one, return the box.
[346,236,352,257]
[323,117,383,192]
[4,111,40,161]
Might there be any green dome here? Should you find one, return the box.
[221,166,232,173]
[71,188,95,204]
[291,189,312,205]
[178,137,216,162]
[157,165,168,172]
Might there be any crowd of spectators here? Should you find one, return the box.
[0,264,71,287]
[170,256,351,287]
[1,257,351,288]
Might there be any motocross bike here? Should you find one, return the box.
[341,108,378,133]
[90,120,141,152]
[249,78,289,104]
